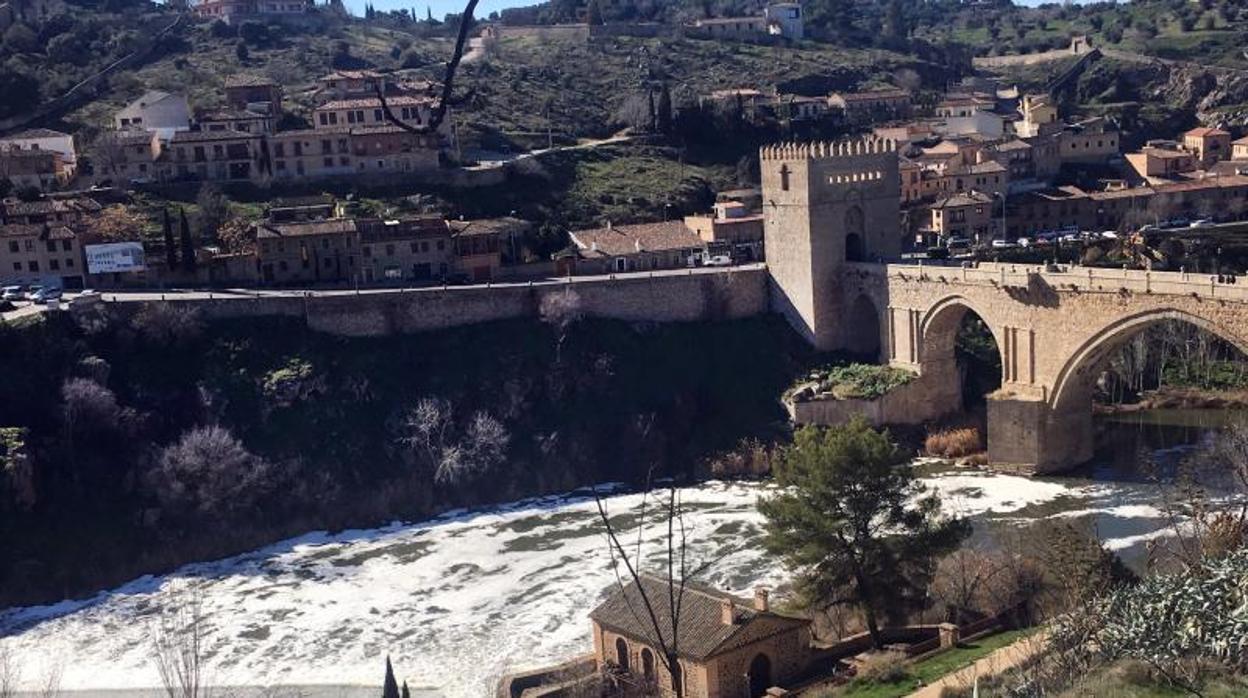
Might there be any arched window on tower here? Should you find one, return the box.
[844,205,866,262]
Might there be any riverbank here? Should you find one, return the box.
[1095,386,1248,413]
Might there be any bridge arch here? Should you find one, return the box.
[846,293,881,359]
[1049,308,1248,415]
[912,295,1006,413]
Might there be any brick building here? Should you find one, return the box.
[591,576,812,698]
[357,216,452,283]
[255,219,358,285]
[223,74,283,116]
[569,220,705,273]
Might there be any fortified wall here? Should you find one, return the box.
[90,267,770,337]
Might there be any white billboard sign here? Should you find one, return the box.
[85,243,147,274]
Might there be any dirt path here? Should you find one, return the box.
[906,631,1048,698]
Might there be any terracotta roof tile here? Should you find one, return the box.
[571,221,703,258]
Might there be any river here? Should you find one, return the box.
[0,411,1240,697]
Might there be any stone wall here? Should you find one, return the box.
[787,371,956,428]
[94,267,770,338]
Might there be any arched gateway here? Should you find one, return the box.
[762,138,1248,473]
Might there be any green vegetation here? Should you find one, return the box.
[760,420,970,647]
[790,363,914,401]
[832,629,1035,698]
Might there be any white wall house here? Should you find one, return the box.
[764,3,803,39]
[0,128,77,175]
[114,91,191,139]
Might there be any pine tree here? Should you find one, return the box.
[381,656,400,698]
[759,419,972,648]
[401,681,411,698]
[426,5,432,21]
[178,208,196,273]
[162,208,177,270]
[646,88,656,132]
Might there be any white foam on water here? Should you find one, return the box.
[0,471,1176,697]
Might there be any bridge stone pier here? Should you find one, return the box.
[762,139,1248,473]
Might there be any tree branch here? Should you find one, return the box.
[376,0,479,135]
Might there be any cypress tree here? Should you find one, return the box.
[162,208,177,269]
[381,656,400,698]
[179,208,196,273]
[401,681,411,698]
[656,83,673,134]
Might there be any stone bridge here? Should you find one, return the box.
[759,138,1248,473]
[838,262,1248,473]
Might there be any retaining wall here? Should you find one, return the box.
[96,267,770,337]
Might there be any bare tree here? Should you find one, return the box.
[593,465,710,698]
[150,583,207,698]
[149,425,279,518]
[539,289,583,362]
[376,0,481,135]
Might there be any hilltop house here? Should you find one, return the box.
[192,0,310,23]
[591,576,813,698]
[115,91,191,138]
[0,129,78,177]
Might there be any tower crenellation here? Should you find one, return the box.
[760,137,902,350]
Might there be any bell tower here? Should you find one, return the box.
[760,138,901,350]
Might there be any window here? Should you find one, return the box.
[294,141,303,156]
[7,241,17,253]
[410,242,418,253]
[347,111,356,124]
[46,241,56,253]
[11,263,19,271]
[23,240,33,252]
[385,244,395,256]
[324,157,334,168]
[374,109,383,122]
[276,161,287,171]
[779,164,790,191]
[436,240,444,251]
[363,245,372,258]
[420,241,429,253]
[279,260,288,272]
[354,110,364,123]
[275,143,285,157]
[340,157,349,167]
[321,140,332,154]
[28,261,38,272]
[49,259,59,270]
[65,258,73,268]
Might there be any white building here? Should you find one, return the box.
[764,3,803,40]
[114,91,191,139]
[0,128,77,176]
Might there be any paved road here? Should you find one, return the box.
[93,264,764,304]
[906,630,1048,698]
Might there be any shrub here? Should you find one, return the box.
[131,303,203,346]
[148,425,279,517]
[791,364,914,401]
[855,651,910,684]
[925,427,982,458]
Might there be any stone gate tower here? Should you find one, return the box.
[760,138,901,350]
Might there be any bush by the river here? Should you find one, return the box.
[924,427,983,458]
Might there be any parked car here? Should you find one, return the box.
[31,287,63,304]
[1060,232,1081,243]
[1100,231,1119,239]
[704,255,733,267]
[991,239,1016,249]
[1190,219,1215,229]
[1,286,23,301]
[946,237,971,250]
[1017,237,1032,248]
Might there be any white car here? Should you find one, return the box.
[990,239,1016,249]
[1100,231,1118,239]
[1,286,22,301]
[703,255,733,267]
[1190,219,1214,229]
[1017,237,1032,248]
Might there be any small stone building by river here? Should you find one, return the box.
[590,575,813,697]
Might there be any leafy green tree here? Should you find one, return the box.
[759,419,971,648]
[655,83,672,134]
[195,183,230,241]
[382,656,400,698]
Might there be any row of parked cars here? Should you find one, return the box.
[2,285,65,304]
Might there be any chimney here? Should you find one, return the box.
[606,220,612,231]
[720,598,736,625]
[753,587,770,612]
[634,239,643,253]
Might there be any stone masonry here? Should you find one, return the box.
[763,137,1248,473]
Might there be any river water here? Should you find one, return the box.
[0,410,1240,697]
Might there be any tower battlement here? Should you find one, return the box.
[759,138,898,162]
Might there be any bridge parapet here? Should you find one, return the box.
[877,262,1248,303]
